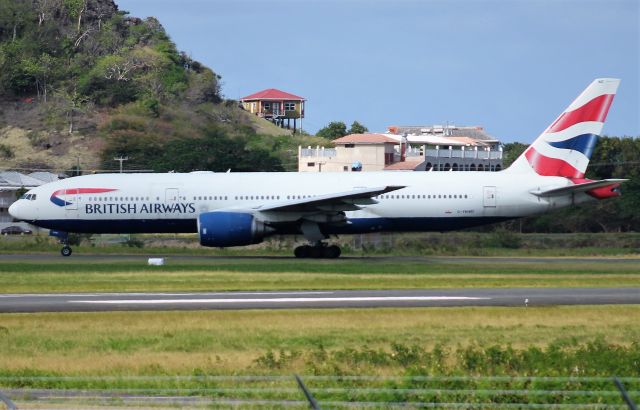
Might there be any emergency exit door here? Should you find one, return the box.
[483,186,497,207]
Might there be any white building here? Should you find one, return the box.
[299,125,503,172]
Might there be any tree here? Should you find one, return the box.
[23,53,57,101]
[54,84,90,133]
[316,121,347,140]
[348,121,368,134]
[501,142,528,167]
[0,0,31,42]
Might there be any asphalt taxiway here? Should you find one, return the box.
[0,288,638,313]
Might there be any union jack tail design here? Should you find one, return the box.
[507,78,620,178]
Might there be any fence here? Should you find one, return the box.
[0,375,637,409]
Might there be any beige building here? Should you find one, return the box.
[299,125,503,172]
[299,134,400,172]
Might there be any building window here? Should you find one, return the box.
[264,102,271,110]
[285,102,296,111]
[307,162,315,167]
[343,166,349,171]
[345,144,355,148]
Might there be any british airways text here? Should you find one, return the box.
[85,202,196,214]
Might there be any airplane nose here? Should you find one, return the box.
[8,201,24,221]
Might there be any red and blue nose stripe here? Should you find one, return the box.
[50,188,117,207]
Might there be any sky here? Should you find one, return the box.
[116,0,639,143]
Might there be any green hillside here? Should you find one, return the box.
[0,0,326,172]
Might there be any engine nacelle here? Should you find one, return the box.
[198,212,271,247]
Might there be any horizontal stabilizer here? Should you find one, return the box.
[530,179,627,197]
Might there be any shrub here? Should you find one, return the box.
[0,143,14,158]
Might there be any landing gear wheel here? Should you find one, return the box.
[61,246,72,257]
[294,245,309,258]
[309,246,323,259]
[326,245,341,259]
[294,244,341,258]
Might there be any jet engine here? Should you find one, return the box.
[198,211,272,247]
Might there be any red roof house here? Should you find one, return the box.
[240,88,306,134]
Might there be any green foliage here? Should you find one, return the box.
[0,143,14,158]
[484,228,522,248]
[348,120,368,134]
[0,0,220,106]
[316,121,347,140]
[66,233,93,246]
[63,0,84,19]
[139,97,160,117]
[255,339,640,376]
[502,142,528,167]
[122,237,145,248]
[151,127,284,172]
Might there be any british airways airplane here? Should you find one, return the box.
[9,78,626,257]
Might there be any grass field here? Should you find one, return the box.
[0,306,639,376]
[0,256,638,292]
[0,247,638,406]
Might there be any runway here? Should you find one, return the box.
[0,288,638,313]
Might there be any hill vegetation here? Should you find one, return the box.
[0,0,325,172]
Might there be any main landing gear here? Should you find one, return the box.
[294,242,341,259]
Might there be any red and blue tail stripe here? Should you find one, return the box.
[546,133,599,159]
[507,79,620,178]
[546,94,614,133]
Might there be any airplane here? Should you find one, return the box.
[9,78,626,258]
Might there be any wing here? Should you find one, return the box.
[253,185,405,212]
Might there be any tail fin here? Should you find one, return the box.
[506,78,620,177]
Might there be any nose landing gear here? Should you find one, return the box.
[50,230,72,257]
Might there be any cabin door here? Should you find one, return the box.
[165,188,179,204]
[64,188,79,218]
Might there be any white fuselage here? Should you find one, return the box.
[10,170,589,235]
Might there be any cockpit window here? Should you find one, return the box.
[20,194,36,200]
[31,194,36,200]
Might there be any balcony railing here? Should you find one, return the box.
[424,148,502,160]
[300,148,337,158]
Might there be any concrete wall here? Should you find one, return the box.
[299,144,395,172]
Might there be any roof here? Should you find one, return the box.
[28,172,60,183]
[404,135,491,147]
[333,133,399,145]
[387,125,498,143]
[240,88,305,101]
[0,171,50,189]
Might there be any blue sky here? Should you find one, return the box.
[117,0,639,143]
